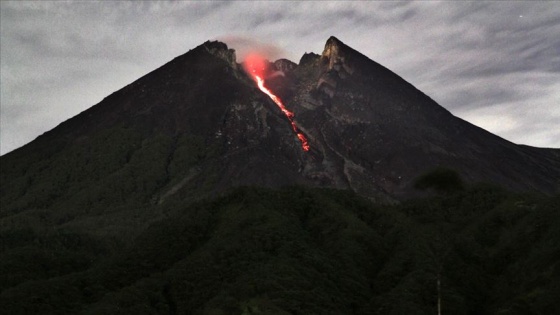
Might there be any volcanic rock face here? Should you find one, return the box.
[287,37,559,200]
[1,37,559,213]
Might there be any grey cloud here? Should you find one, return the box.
[1,1,559,155]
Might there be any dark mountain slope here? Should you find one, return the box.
[283,37,560,199]
[1,41,312,224]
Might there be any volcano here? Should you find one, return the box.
[2,37,558,205]
[1,37,559,314]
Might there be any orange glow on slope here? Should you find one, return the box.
[244,53,310,151]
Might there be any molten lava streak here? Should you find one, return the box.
[244,53,310,152]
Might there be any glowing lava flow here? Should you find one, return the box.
[244,53,310,151]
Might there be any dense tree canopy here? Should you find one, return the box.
[1,185,558,314]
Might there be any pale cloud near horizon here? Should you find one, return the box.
[1,1,559,155]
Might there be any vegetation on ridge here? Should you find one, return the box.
[1,184,558,314]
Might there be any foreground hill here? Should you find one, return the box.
[1,185,559,314]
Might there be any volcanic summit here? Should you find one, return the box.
[2,37,559,206]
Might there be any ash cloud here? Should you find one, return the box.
[216,35,286,63]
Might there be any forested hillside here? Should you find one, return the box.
[2,184,558,314]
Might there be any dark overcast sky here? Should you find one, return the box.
[1,1,559,155]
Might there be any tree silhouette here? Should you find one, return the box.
[414,167,464,315]
[414,167,464,195]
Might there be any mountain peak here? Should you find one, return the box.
[321,36,344,66]
[325,35,343,47]
[200,40,237,67]
[320,35,363,76]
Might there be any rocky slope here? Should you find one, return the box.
[2,37,558,211]
[284,37,560,200]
